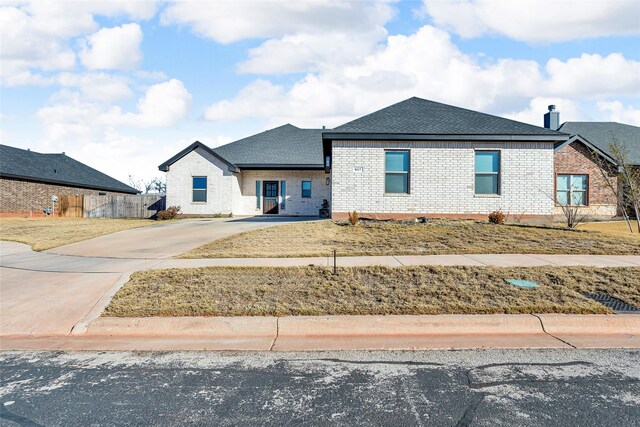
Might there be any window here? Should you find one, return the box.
[557,174,587,206]
[385,151,409,193]
[256,181,261,209]
[475,151,500,195]
[301,181,312,198]
[281,181,286,209]
[192,177,207,202]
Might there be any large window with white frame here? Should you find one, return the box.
[556,174,587,206]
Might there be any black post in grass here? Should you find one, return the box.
[333,249,337,275]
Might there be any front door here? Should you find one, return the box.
[263,181,279,214]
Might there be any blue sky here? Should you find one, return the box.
[1,0,639,184]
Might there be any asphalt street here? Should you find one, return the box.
[1,349,639,426]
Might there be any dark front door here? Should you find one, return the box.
[263,181,279,214]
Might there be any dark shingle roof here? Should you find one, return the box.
[0,144,138,193]
[212,124,324,168]
[558,122,640,165]
[332,97,566,137]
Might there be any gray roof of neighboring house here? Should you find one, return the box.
[558,122,640,165]
[0,144,139,194]
[213,124,324,168]
[330,97,567,138]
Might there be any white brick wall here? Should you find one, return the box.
[165,148,235,215]
[331,140,555,216]
[165,148,330,216]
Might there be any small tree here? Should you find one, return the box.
[542,189,588,229]
[591,136,640,234]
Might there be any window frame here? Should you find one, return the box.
[474,150,501,196]
[280,181,286,209]
[384,149,410,194]
[556,174,589,207]
[301,180,312,198]
[192,176,207,203]
[255,180,261,209]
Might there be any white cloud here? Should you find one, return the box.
[79,23,143,70]
[204,24,640,129]
[598,101,640,126]
[162,0,394,75]
[0,1,157,84]
[422,0,640,43]
[56,72,133,102]
[544,53,640,99]
[104,79,192,127]
[161,0,393,43]
[204,26,546,127]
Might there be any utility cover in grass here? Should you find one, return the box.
[506,279,540,288]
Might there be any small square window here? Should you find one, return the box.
[301,181,311,198]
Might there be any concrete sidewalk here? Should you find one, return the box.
[2,314,639,351]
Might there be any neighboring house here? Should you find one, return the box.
[0,144,138,216]
[543,106,640,217]
[162,97,574,219]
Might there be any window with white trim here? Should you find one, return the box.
[556,174,587,206]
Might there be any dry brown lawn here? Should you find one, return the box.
[103,265,640,317]
[578,220,640,239]
[0,217,155,251]
[182,219,640,258]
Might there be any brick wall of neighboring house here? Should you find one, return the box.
[330,140,555,219]
[0,177,129,216]
[553,141,618,217]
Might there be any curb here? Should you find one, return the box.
[81,314,640,339]
[85,316,277,338]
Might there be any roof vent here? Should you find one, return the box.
[322,125,326,129]
[548,105,556,111]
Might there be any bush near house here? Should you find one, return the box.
[156,205,181,220]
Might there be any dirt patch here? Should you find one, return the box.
[181,219,640,258]
[103,265,640,317]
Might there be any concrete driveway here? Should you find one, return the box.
[47,216,316,259]
[0,216,317,337]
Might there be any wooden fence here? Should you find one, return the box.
[82,194,166,219]
[57,195,84,218]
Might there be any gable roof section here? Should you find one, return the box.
[325,97,568,141]
[558,122,640,165]
[213,124,324,168]
[158,141,240,172]
[0,144,139,194]
[159,124,325,172]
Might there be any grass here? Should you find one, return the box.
[578,220,640,238]
[181,219,640,258]
[103,265,640,317]
[0,217,156,251]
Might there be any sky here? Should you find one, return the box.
[1,0,639,184]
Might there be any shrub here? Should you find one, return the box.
[488,210,505,224]
[156,205,181,220]
[348,210,359,226]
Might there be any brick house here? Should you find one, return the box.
[544,107,640,218]
[0,144,138,216]
[161,97,571,218]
